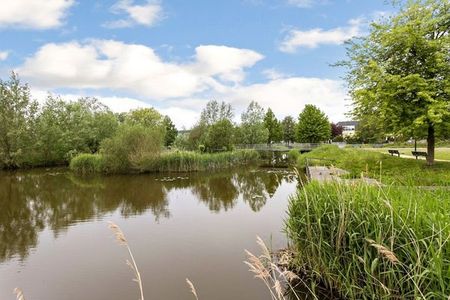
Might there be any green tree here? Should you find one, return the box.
[340,0,450,164]
[205,119,235,151]
[239,101,269,144]
[125,108,164,129]
[199,100,233,125]
[163,116,178,147]
[296,105,331,143]
[0,73,38,168]
[281,116,296,145]
[263,108,282,144]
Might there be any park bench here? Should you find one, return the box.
[388,149,400,157]
[411,151,428,159]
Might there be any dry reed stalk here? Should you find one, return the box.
[365,238,400,264]
[108,222,145,300]
[186,278,199,300]
[14,288,25,300]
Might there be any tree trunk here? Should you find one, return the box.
[426,123,435,166]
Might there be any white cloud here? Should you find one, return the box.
[105,0,163,28]
[18,40,263,99]
[0,51,8,61]
[220,77,349,123]
[0,0,74,29]
[19,39,349,128]
[279,18,363,52]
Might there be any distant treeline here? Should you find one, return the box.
[0,73,334,170]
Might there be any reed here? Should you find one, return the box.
[285,182,450,299]
[108,222,144,300]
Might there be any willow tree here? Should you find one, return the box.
[341,0,450,165]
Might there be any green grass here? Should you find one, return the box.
[69,154,105,174]
[286,182,450,299]
[364,147,450,161]
[70,149,260,174]
[297,145,450,186]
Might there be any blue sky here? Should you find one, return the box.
[0,0,396,128]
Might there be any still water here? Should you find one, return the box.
[0,168,297,300]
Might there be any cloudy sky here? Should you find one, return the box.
[0,0,396,128]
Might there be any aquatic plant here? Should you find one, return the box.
[285,182,450,299]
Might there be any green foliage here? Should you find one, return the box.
[205,119,235,151]
[297,145,450,186]
[35,96,118,166]
[101,124,164,173]
[296,104,331,143]
[341,0,450,164]
[163,115,178,147]
[281,116,296,145]
[0,73,38,168]
[286,182,450,299]
[138,150,260,172]
[239,101,269,144]
[199,100,233,125]
[124,108,164,129]
[69,154,105,174]
[287,149,300,164]
[263,108,282,144]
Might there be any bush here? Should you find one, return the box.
[100,124,164,173]
[287,149,300,164]
[286,182,450,299]
[70,154,105,174]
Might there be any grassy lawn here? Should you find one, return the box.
[363,147,450,161]
[297,145,450,186]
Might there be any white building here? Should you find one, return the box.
[337,121,358,137]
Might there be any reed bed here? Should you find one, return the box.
[285,182,450,299]
[70,149,260,174]
[139,149,260,172]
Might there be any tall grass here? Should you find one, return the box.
[70,149,260,174]
[137,150,260,172]
[69,153,105,174]
[285,182,450,299]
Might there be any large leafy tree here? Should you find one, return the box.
[205,119,235,151]
[163,116,178,147]
[341,0,450,164]
[281,116,296,145]
[296,105,331,143]
[125,108,164,129]
[263,108,282,144]
[239,101,269,144]
[0,73,38,168]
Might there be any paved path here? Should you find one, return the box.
[307,166,380,185]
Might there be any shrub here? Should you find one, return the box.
[287,149,300,164]
[100,124,164,173]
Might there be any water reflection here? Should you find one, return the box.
[0,168,295,263]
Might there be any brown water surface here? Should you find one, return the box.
[0,168,297,300]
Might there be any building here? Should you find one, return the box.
[337,121,358,137]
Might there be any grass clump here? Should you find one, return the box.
[69,154,105,174]
[297,145,450,186]
[286,182,450,299]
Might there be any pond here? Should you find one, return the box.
[0,168,298,300]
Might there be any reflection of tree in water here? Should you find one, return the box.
[0,168,295,263]
[191,175,239,212]
[0,170,169,263]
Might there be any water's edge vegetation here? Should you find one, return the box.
[70,149,260,174]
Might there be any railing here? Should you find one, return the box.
[235,143,321,151]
